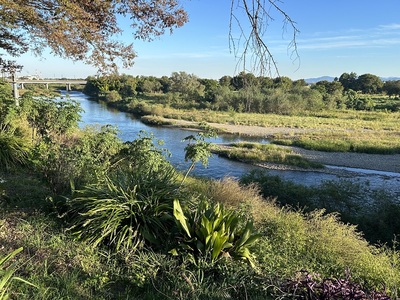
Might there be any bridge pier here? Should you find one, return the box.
[66,83,71,91]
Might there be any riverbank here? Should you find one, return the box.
[164,118,400,174]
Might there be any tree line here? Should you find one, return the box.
[83,71,400,115]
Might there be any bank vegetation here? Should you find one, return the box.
[1,78,400,299]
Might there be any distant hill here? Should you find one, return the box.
[305,76,400,84]
[381,77,400,82]
[304,76,335,84]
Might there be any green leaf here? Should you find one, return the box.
[168,248,178,256]
[173,199,191,237]
[211,232,229,261]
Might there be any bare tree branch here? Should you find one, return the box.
[229,0,299,77]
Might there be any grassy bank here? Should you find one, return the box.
[1,171,400,299]
[107,97,400,154]
[212,142,324,169]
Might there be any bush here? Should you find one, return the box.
[172,199,261,266]
[240,169,400,247]
[32,125,122,193]
[0,133,31,171]
[67,132,181,251]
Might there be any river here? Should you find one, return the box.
[63,91,400,196]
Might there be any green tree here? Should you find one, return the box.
[231,72,258,90]
[356,73,383,94]
[293,79,307,88]
[200,78,220,103]
[219,75,233,89]
[119,74,138,98]
[0,79,14,130]
[137,76,162,94]
[213,85,233,111]
[181,128,217,185]
[339,72,358,91]
[23,97,82,138]
[105,90,122,102]
[169,71,205,101]
[312,80,344,109]
[383,80,400,98]
[258,76,274,90]
[159,76,172,93]
[273,76,293,91]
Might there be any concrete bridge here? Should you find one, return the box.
[17,79,87,91]
[9,78,87,100]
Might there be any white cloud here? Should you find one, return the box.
[378,23,400,30]
[297,24,400,51]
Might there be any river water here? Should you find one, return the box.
[64,91,400,196]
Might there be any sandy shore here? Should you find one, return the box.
[168,119,400,174]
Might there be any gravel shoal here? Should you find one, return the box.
[169,119,400,174]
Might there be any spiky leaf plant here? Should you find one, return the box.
[172,199,261,266]
[0,247,37,300]
[67,133,181,251]
[0,133,30,171]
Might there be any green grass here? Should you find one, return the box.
[272,130,400,154]
[213,142,324,169]
[1,169,400,298]
[119,97,400,154]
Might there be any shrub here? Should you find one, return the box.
[0,133,31,171]
[32,125,122,193]
[172,199,261,266]
[67,133,181,251]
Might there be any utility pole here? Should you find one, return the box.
[0,59,23,105]
[11,70,19,104]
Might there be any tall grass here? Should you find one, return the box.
[122,101,400,154]
[0,133,31,171]
[200,177,400,297]
[214,142,324,168]
[2,169,400,298]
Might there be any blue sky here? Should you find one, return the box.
[10,0,400,80]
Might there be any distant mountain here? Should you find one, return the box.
[381,77,400,82]
[304,76,400,84]
[304,76,335,84]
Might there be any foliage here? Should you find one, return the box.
[0,0,188,71]
[215,142,324,169]
[169,71,205,101]
[21,96,82,139]
[2,87,400,299]
[0,247,37,300]
[172,199,261,266]
[240,169,400,246]
[181,127,218,184]
[0,133,31,171]
[32,125,122,193]
[2,163,400,298]
[383,80,400,98]
[274,270,390,299]
[113,130,172,173]
[67,133,180,251]
[0,80,14,125]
